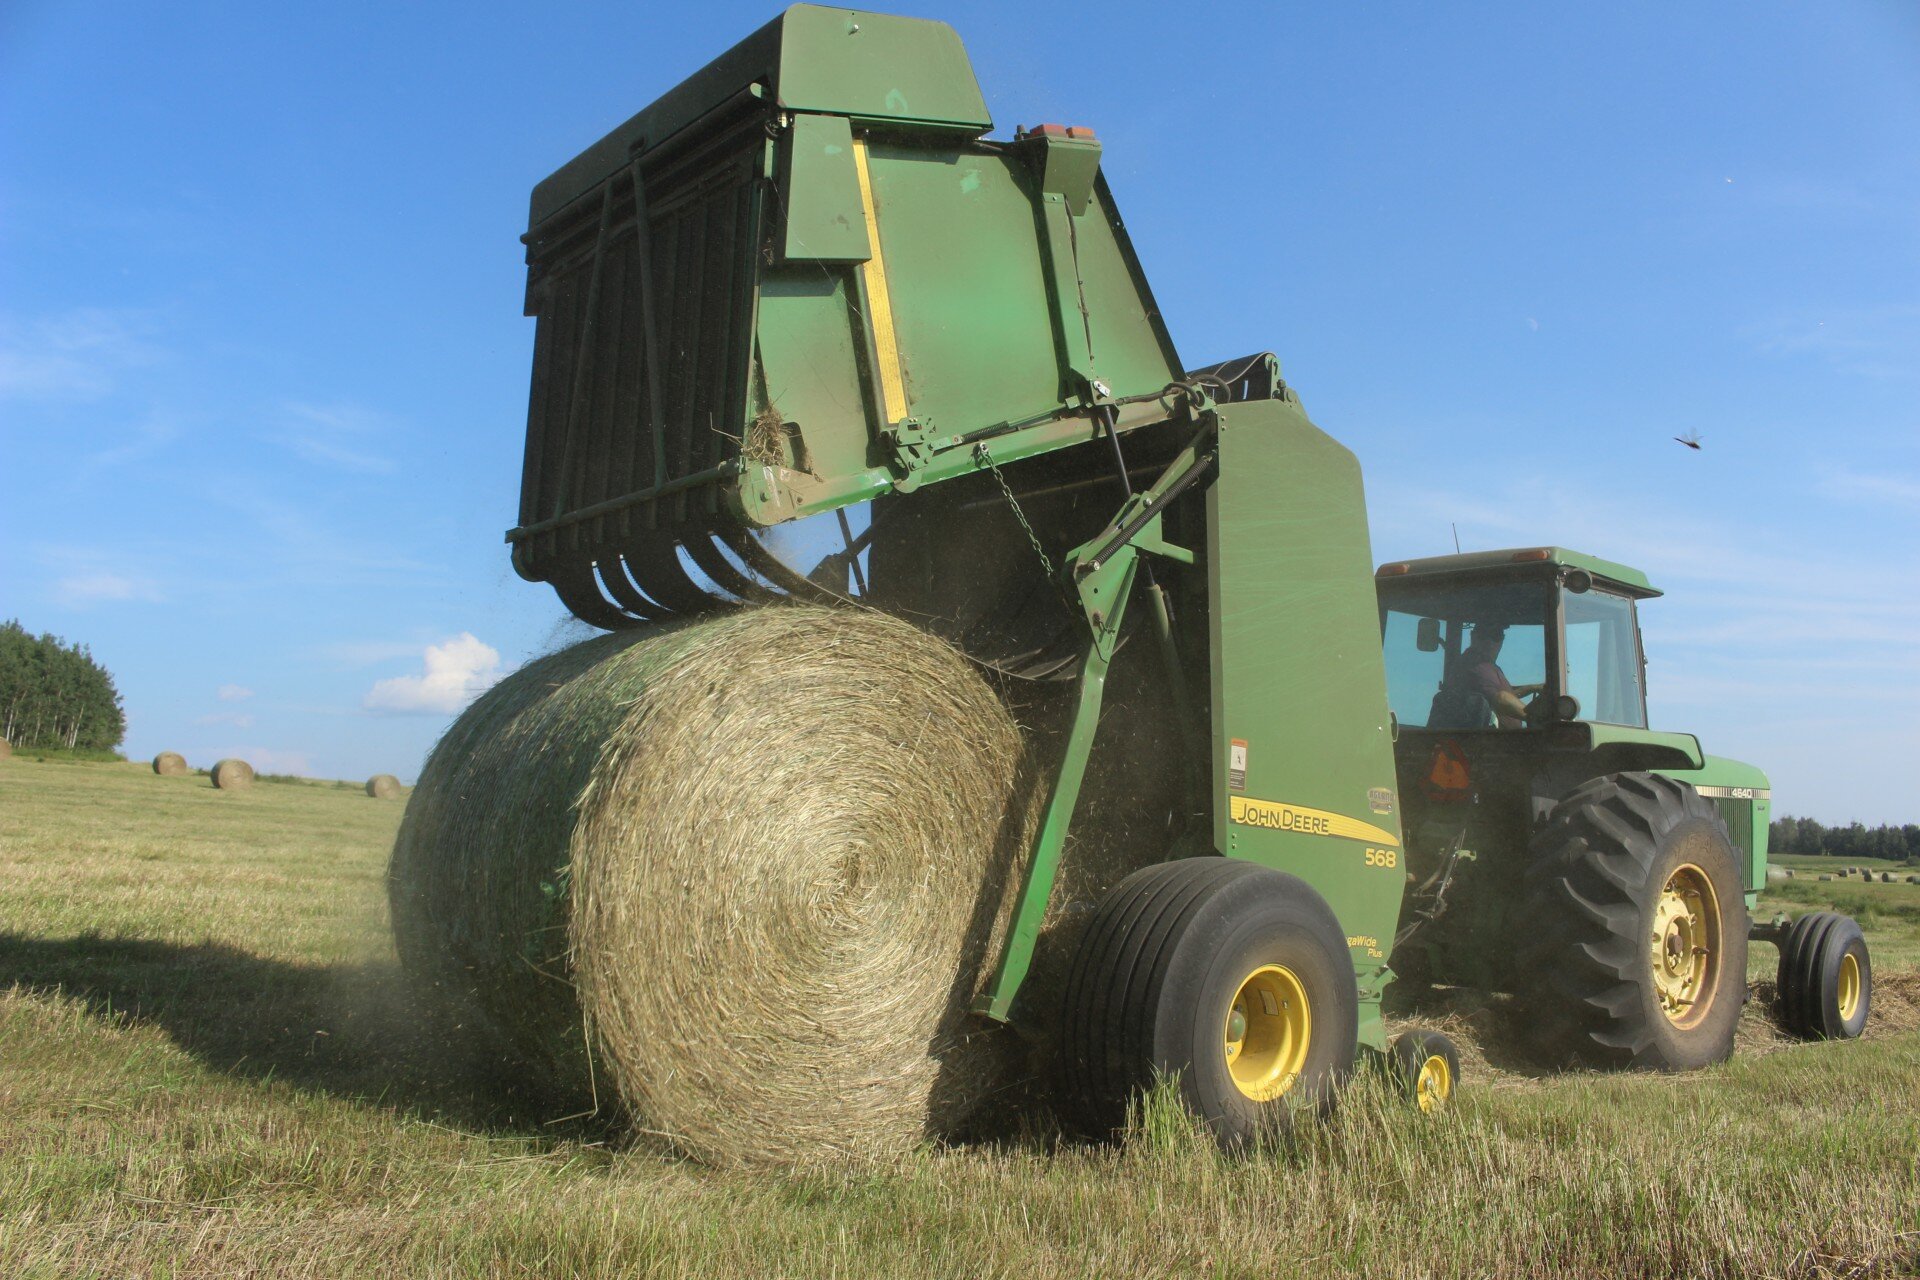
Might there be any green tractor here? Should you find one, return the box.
[505,4,1872,1146]
[1376,548,1871,1071]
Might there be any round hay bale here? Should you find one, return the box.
[1765,865,1790,883]
[390,606,1039,1165]
[210,758,255,790]
[152,751,189,776]
[1818,874,1832,882]
[366,773,402,799]
[1783,868,1795,879]
[1881,871,1896,884]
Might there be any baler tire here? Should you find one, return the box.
[1389,1029,1461,1113]
[1776,912,1870,1040]
[1059,857,1356,1148]
[1519,772,1749,1071]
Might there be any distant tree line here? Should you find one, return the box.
[1770,814,1920,864]
[0,620,126,751]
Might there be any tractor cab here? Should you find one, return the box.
[1374,548,1677,993]
[1375,547,1656,738]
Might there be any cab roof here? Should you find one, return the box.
[1375,547,1659,598]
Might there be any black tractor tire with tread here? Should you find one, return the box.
[1060,857,1357,1147]
[1776,911,1870,1040]
[1520,772,1749,1070]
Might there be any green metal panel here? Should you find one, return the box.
[530,5,989,229]
[754,272,873,483]
[774,5,990,129]
[779,114,871,262]
[858,142,1065,429]
[1583,723,1705,768]
[1207,397,1406,1051]
[727,142,1184,527]
[1657,754,1772,895]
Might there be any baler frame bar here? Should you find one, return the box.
[973,407,1219,1021]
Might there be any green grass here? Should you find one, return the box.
[1762,858,1920,972]
[2,746,126,765]
[1,757,1916,1278]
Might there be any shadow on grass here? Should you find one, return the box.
[0,931,611,1142]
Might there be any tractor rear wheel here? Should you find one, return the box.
[1060,857,1357,1146]
[1520,773,1749,1070]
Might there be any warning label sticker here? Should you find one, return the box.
[1228,739,1248,792]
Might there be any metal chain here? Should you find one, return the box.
[973,442,1075,610]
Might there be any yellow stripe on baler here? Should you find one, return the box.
[851,137,909,426]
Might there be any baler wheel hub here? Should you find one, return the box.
[1415,1054,1453,1113]
[1223,964,1311,1102]
[1649,863,1721,1029]
[1836,952,1862,1022]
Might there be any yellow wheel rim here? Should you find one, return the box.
[1836,952,1861,1023]
[1223,964,1311,1102]
[1649,863,1722,1029]
[1415,1054,1452,1113]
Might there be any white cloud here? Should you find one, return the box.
[363,633,503,715]
[1749,304,1920,379]
[54,570,164,607]
[1819,469,1920,511]
[85,414,182,469]
[318,638,436,668]
[276,401,398,474]
[217,684,254,702]
[230,747,311,776]
[0,308,163,400]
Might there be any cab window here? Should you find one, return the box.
[1380,581,1549,729]
[1563,588,1646,727]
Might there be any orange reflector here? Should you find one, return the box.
[1511,549,1552,562]
[1377,563,1411,576]
[1423,740,1472,801]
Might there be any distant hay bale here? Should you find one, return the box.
[365,773,402,799]
[1765,866,1789,884]
[152,751,189,776]
[388,606,1039,1166]
[211,758,255,790]
[1818,874,1832,882]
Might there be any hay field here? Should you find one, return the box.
[1,756,1917,1279]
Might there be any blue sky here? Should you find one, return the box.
[2,2,1915,821]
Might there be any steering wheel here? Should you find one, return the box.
[1524,691,1579,727]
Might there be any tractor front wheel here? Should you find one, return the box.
[1777,911,1871,1040]
[1521,773,1749,1070]
[1060,858,1357,1147]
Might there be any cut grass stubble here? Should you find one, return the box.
[1,751,1918,1276]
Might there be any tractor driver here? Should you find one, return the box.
[1449,623,1544,729]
